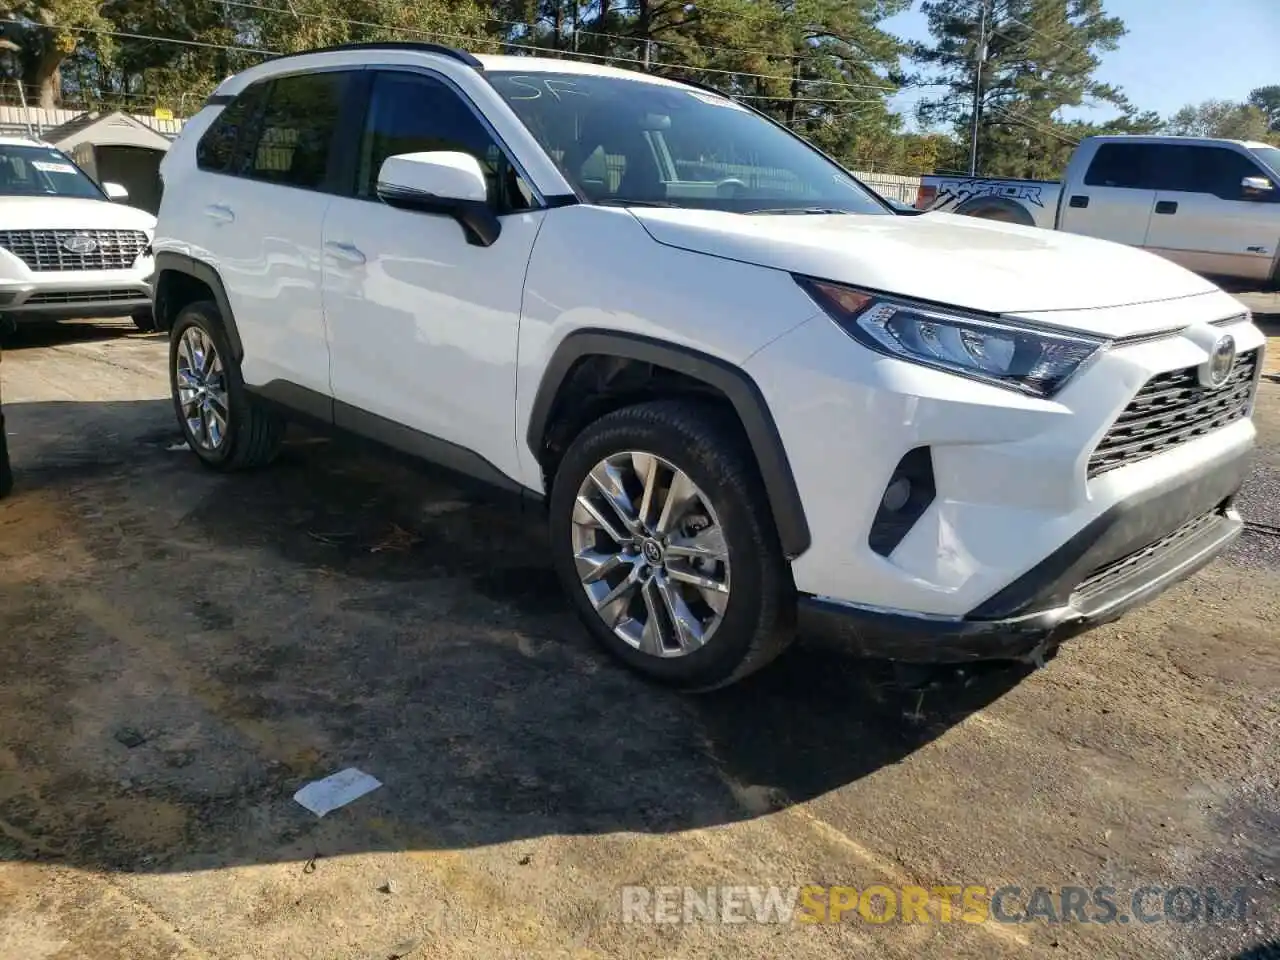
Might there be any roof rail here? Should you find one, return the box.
[266,41,483,70]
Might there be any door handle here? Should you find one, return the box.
[324,241,366,265]
[203,204,235,223]
[1154,200,1178,215]
[1068,195,1089,208]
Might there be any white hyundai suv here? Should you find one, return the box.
[0,137,157,333]
[151,43,1263,690]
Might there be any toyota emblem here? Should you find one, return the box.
[1197,334,1236,390]
[61,233,98,255]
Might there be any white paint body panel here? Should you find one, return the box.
[321,197,546,480]
[627,207,1218,322]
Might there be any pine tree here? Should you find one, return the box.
[911,0,1157,179]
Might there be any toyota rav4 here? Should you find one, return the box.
[151,43,1264,690]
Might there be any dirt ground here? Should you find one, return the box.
[0,294,1277,960]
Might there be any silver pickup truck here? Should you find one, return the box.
[917,135,1280,287]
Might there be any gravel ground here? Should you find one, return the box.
[0,297,1276,960]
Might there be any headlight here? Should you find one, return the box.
[796,277,1106,398]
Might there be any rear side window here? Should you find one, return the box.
[1083,143,1158,189]
[196,83,266,173]
[249,72,347,190]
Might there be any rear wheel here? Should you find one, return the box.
[131,308,157,332]
[550,399,795,690]
[169,300,282,470]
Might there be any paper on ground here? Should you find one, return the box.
[293,768,382,817]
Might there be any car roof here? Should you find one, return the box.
[474,54,697,89]
[1084,134,1273,150]
[0,136,50,148]
[214,43,711,98]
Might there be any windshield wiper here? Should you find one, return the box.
[594,198,680,208]
[745,207,854,215]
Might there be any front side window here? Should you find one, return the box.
[357,71,533,212]
[1149,145,1275,200]
[487,70,889,215]
[247,72,347,189]
[0,144,104,199]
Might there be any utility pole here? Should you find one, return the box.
[968,0,988,176]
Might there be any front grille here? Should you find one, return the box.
[1089,350,1259,478]
[25,289,144,305]
[0,229,148,272]
[1073,508,1223,602]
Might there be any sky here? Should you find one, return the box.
[883,0,1280,130]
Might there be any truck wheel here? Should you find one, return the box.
[131,307,157,333]
[953,197,1036,227]
[169,300,282,470]
[549,399,796,691]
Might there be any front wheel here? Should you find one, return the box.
[549,399,795,691]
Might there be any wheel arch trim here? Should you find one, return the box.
[526,329,812,558]
[153,252,244,360]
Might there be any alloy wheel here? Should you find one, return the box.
[175,326,229,451]
[570,451,731,657]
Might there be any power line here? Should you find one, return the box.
[1,16,904,111]
[217,0,908,94]
[987,105,1080,146]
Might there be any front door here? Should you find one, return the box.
[321,69,545,483]
[1143,144,1280,283]
[1057,141,1156,247]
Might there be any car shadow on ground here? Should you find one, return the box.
[0,397,1034,875]
[1,318,157,352]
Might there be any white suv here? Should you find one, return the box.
[0,137,156,333]
[152,43,1264,690]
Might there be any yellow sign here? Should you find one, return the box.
[154,107,174,121]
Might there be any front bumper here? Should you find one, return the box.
[0,280,152,321]
[797,445,1249,662]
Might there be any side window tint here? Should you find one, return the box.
[196,83,265,173]
[357,72,533,212]
[248,72,346,189]
[1198,148,1265,200]
[1084,144,1155,189]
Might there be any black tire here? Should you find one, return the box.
[131,307,157,333]
[168,300,283,471]
[0,408,12,500]
[549,399,796,691]
[953,197,1037,226]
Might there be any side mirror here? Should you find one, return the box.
[1242,175,1274,198]
[103,181,129,201]
[376,151,500,247]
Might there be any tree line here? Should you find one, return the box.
[0,0,1276,178]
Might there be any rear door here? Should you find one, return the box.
[1057,142,1157,246]
[1143,144,1280,283]
[193,69,352,395]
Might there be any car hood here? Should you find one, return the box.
[0,196,156,232]
[629,207,1220,322]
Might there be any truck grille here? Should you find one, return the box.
[24,289,145,305]
[0,229,148,272]
[1088,350,1259,478]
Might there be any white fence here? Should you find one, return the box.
[0,106,186,140]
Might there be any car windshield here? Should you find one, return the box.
[1251,146,1280,179]
[488,71,890,215]
[0,143,105,199]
